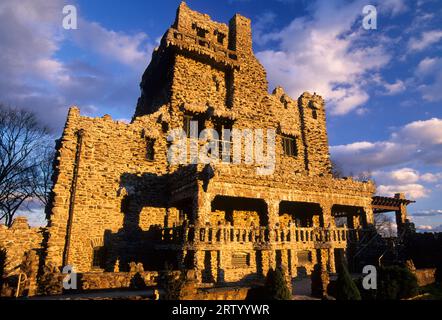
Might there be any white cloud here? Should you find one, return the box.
[371,168,439,199]
[381,0,408,16]
[416,224,442,233]
[377,183,429,199]
[256,0,392,116]
[397,118,442,145]
[408,30,442,52]
[0,0,155,131]
[421,173,442,183]
[415,57,442,102]
[331,118,442,173]
[373,168,420,184]
[72,20,153,68]
[383,79,406,95]
[412,209,442,217]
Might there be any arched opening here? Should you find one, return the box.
[279,201,322,227]
[211,196,268,227]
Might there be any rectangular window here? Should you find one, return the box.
[215,122,233,162]
[196,27,208,38]
[312,109,318,119]
[184,115,205,138]
[282,135,297,157]
[146,138,155,161]
[217,32,226,45]
[183,115,192,138]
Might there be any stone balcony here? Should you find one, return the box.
[155,224,359,251]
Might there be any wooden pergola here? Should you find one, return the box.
[372,193,415,234]
[372,195,415,214]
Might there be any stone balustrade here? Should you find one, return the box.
[159,224,354,249]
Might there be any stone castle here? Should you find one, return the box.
[1,3,416,295]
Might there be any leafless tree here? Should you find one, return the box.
[331,160,345,178]
[0,105,53,227]
[31,143,55,207]
[374,213,395,237]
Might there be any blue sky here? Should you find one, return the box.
[1,0,441,230]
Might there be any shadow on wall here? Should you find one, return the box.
[99,166,202,273]
[101,172,172,272]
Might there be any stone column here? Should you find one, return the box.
[193,250,206,282]
[193,182,213,226]
[192,183,213,283]
[217,250,226,283]
[210,251,218,282]
[362,206,374,228]
[394,193,408,235]
[318,248,330,294]
[289,249,298,277]
[266,199,280,241]
[328,248,336,273]
[281,249,289,272]
[320,203,333,228]
[261,250,272,276]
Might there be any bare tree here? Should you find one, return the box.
[0,105,51,226]
[374,213,395,237]
[32,143,55,207]
[331,160,345,178]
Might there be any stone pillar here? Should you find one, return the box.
[194,182,212,226]
[269,250,277,271]
[217,250,226,283]
[318,248,330,294]
[266,199,280,241]
[281,249,289,273]
[289,249,298,277]
[192,183,213,283]
[395,193,408,235]
[328,248,336,273]
[281,249,292,291]
[261,250,272,276]
[177,250,186,269]
[210,251,218,282]
[320,203,333,228]
[362,206,374,228]
[194,250,206,283]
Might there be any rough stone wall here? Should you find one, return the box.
[45,107,172,272]
[0,217,44,275]
[79,271,159,291]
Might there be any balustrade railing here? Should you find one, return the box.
[159,224,354,247]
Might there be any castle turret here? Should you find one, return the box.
[298,92,332,176]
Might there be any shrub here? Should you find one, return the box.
[130,272,147,290]
[38,264,63,296]
[377,265,418,300]
[161,264,187,300]
[311,263,328,298]
[264,268,291,300]
[335,263,361,300]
